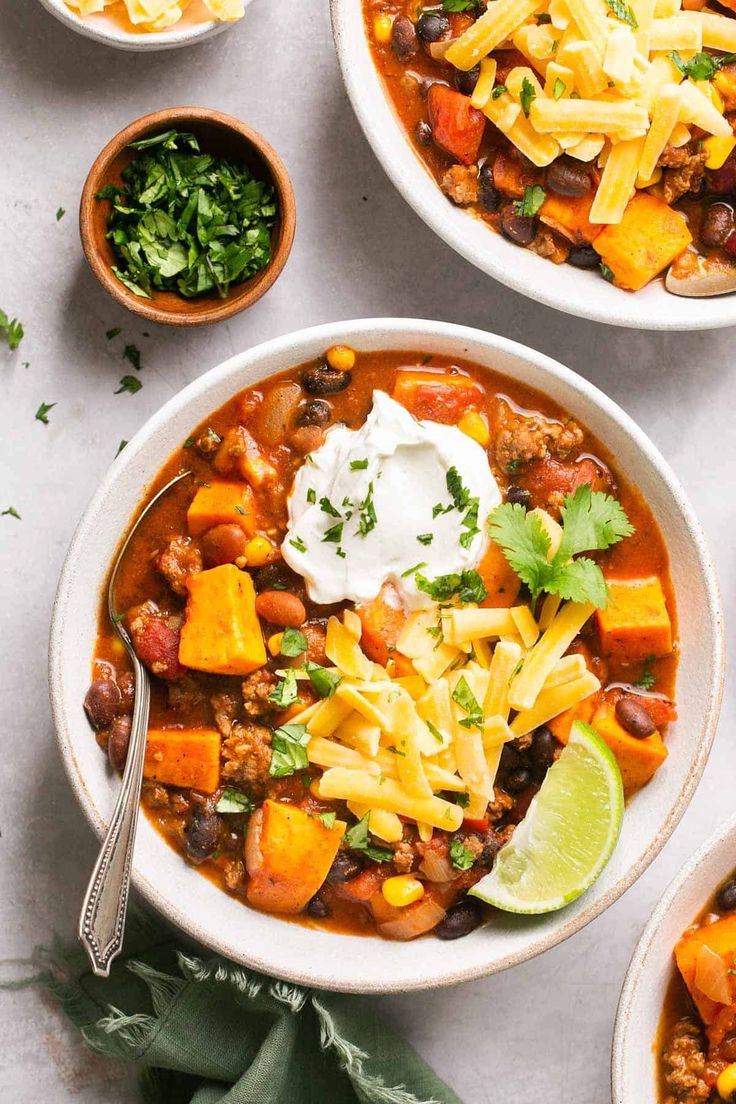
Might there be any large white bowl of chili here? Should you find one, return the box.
[331,0,736,331]
[49,319,724,992]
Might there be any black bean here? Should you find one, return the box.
[546,157,592,198]
[500,205,535,246]
[108,714,131,772]
[326,850,363,883]
[296,399,331,427]
[478,164,501,213]
[479,828,504,866]
[415,120,433,146]
[499,743,522,775]
[615,697,656,739]
[454,66,480,96]
[529,725,555,782]
[701,202,735,248]
[186,809,220,864]
[391,15,417,60]
[504,766,532,794]
[302,363,352,396]
[568,245,600,269]
[307,894,331,918]
[417,12,449,43]
[506,485,531,508]
[718,878,736,912]
[434,898,483,940]
[84,679,122,729]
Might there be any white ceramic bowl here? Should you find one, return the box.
[37,0,254,51]
[612,814,736,1103]
[49,318,724,992]
[331,0,736,331]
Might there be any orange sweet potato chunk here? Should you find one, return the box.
[144,728,221,793]
[179,564,267,676]
[594,193,692,291]
[477,542,522,608]
[596,576,672,663]
[675,915,736,1027]
[357,583,414,674]
[246,801,346,914]
[187,480,255,536]
[540,191,601,245]
[590,704,667,796]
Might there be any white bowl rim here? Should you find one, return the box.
[611,812,736,1103]
[49,317,725,992]
[330,0,736,332]
[36,0,250,51]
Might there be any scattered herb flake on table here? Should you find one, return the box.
[2,506,21,520]
[96,129,277,300]
[35,401,56,425]
[123,344,142,371]
[0,310,23,350]
[115,374,142,395]
[56,207,66,221]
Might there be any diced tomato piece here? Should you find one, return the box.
[640,696,677,728]
[392,368,485,424]
[128,605,185,680]
[463,816,489,832]
[337,867,385,903]
[356,583,413,673]
[427,85,486,166]
[521,456,612,510]
[447,12,475,36]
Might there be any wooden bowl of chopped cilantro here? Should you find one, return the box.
[80,108,296,326]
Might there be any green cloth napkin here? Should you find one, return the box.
[38,907,464,1104]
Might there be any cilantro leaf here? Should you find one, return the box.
[269,723,311,778]
[669,50,736,81]
[268,668,299,708]
[449,839,476,871]
[514,185,546,218]
[123,344,142,371]
[116,440,128,457]
[447,466,470,509]
[318,811,337,828]
[2,506,21,520]
[442,0,479,9]
[56,207,66,221]
[322,521,344,544]
[350,458,368,470]
[606,0,638,28]
[553,77,566,100]
[344,813,394,863]
[634,656,656,691]
[280,628,308,657]
[415,568,487,605]
[519,76,537,117]
[319,496,341,517]
[115,374,142,395]
[452,676,484,731]
[35,401,56,425]
[305,660,342,699]
[0,310,23,350]
[488,486,634,607]
[215,788,254,814]
[106,327,122,340]
[491,84,508,100]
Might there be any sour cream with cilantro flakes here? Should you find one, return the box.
[282,391,501,609]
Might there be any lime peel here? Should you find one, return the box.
[469,720,624,915]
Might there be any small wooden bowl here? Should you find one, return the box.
[80,107,296,327]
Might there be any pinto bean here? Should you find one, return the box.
[302,363,352,396]
[84,679,122,729]
[296,399,331,427]
[201,523,247,567]
[108,714,132,772]
[255,590,306,628]
[701,202,735,248]
[615,696,656,738]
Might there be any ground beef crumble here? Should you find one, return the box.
[662,1018,713,1104]
[155,536,202,596]
[241,669,278,719]
[391,839,417,874]
[659,142,708,205]
[492,398,584,472]
[211,690,240,737]
[441,164,480,206]
[221,722,272,790]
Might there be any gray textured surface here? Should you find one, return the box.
[0,1,733,1101]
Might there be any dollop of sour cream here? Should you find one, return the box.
[282,391,501,609]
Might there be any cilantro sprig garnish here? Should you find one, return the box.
[96,130,277,301]
[215,788,254,814]
[449,839,476,871]
[452,676,484,731]
[488,485,634,608]
[519,76,537,117]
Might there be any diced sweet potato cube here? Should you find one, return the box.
[245,801,346,914]
[547,696,598,745]
[596,577,672,663]
[179,564,267,676]
[477,542,521,608]
[214,426,277,488]
[356,583,414,674]
[144,728,221,793]
[540,191,601,245]
[187,481,255,537]
[675,915,736,1027]
[591,703,667,796]
[594,193,692,292]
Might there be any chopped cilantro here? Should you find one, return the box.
[319,496,341,517]
[401,560,428,578]
[417,533,434,545]
[606,0,638,28]
[2,506,21,520]
[0,310,23,350]
[116,440,128,457]
[289,535,307,553]
[514,185,546,218]
[488,485,634,607]
[318,811,337,828]
[306,487,316,504]
[269,723,311,778]
[322,521,344,544]
[459,497,480,549]
[56,207,66,221]
[433,502,454,518]
[268,669,299,708]
[280,628,308,657]
[553,77,566,100]
[491,84,508,100]
[600,262,615,283]
[452,676,484,731]
[115,375,142,395]
[426,720,444,744]
[446,467,471,510]
[519,76,537,117]
[668,50,736,81]
[357,481,377,536]
[344,813,394,863]
[634,656,656,691]
[35,401,56,425]
[305,660,342,699]
[123,344,142,371]
[350,458,369,470]
[415,568,487,605]
[449,839,476,871]
[106,327,122,340]
[215,788,254,814]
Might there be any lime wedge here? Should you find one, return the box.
[470,721,624,914]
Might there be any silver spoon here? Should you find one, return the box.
[666,255,736,297]
[79,469,192,977]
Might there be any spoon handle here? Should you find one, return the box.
[78,658,151,977]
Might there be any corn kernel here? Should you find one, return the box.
[382,875,425,908]
[268,632,284,657]
[717,1063,736,1100]
[244,536,274,567]
[373,13,393,44]
[704,135,736,170]
[458,410,490,448]
[325,344,356,371]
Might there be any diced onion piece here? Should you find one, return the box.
[694,944,733,1005]
[376,896,447,941]
[419,849,455,882]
